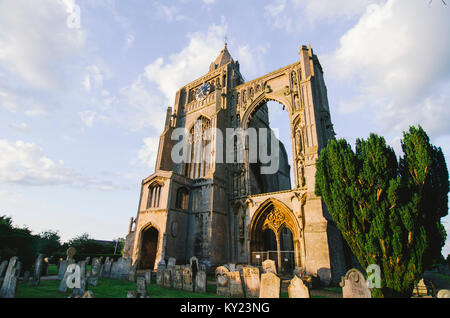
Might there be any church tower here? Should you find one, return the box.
[124,44,348,285]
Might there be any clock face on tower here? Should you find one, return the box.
[195,83,211,101]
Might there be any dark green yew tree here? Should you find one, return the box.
[315,126,448,297]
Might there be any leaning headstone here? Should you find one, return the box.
[259,272,280,298]
[0,257,20,298]
[0,260,8,285]
[195,270,207,293]
[243,266,260,298]
[173,268,183,290]
[136,277,148,298]
[216,266,230,296]
[228,271,244,297]
[339,268,371,298]
[22,271,31,284]
[182,267,194,292]
[437,289,450,298]
[58,260,68,280]
[262,259,277,274]
[163,268,172,288]
[32,254,44,286]
[88,258,101,286]
[145,271,152,285]
[288,275,310,298]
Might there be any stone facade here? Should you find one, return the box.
[125,44,348,285]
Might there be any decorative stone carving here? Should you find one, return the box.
[437,289,450,298]
[215,266,230,296]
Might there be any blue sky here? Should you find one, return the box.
[0,0,449,256]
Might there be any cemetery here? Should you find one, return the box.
[1,248,449,298]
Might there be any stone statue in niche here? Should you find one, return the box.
[295,128,303,156]
[297,160,304,188]
[239,211,245,241]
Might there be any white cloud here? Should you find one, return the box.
[265,0,381,32]
[203,0,216,4]
[79,110,97,127]
[82,63,111,93]
[0,139,123,190]
[138,137,160,169]
[9,122,31,133]
[0,0,85,90]
[155,3,189,23]
[326,0,450,137]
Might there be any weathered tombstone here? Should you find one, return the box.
[88,257,101,286]
[167,257,176,268]
[437,289,450,298]
[259,272,280,298]
[58,260,68,280]
[0,257,20,298]
[22,271,31,284]
[32,254,44,286]
[66,247,76,261]
[339,268,371,298]
[182,267,194,292]
[136,277,148,297]
[163,268,172,288]
[228,271,244,297]
[145,270,152,285]
[72,261,87,297]
[243,266,260,298]
[110,257,132,280]
[173,268,183,290]
[102,257,113,278]
[413,278,428,297]
[215,266,230,296]
[288,275,310,298]
[0,260,8,285]
[262,259,277,274]
[128,264,137,282]
[195,270,207,293]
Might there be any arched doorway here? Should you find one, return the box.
[139,226,159,270]
[249,199,301,273]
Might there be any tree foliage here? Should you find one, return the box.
[315,126,449,297]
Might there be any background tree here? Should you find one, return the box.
[315,126,449,297]
[37,230,62,256]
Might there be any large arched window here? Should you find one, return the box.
[184,116,212,179]
[147,183,162,209]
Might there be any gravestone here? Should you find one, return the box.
[72,261,87,297]
[173,268,183,290]
[0,260,8,285]
[413,278,428,297]
[136,277,148,298]
[228,271,244,297]
[182,267,194,292]
[88,257,101,286]
[128,264,137,282]
[0,257,20,298]
[195,270,207,293]
[156,268,164,286]
[127,290,137,298]
[437,289,450,298]
[58,260,68,280]
[110,257,132,280]
[259,272,280,298]
[22,271,31,284]
[339,268,371,298]
[32,254,44,286]
[66,247,76,261]
[144,271,152,285]
[243,266,260,298]
[288,275,310,298]
[262,260,277,274]
[163,268,172,288]
[102,257,113,278]
[167,257,176,268]
[215,266,230,296]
